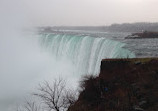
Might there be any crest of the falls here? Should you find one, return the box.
[39,33,135,76]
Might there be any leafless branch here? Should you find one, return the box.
[16,99,41,111]
[33,78,73,111]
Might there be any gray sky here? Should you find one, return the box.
[1,0,158,26]
[0,0,158,110]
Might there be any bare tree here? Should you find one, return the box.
[63,89,78,107]
[34,78,76,111]
[16,99,41,111]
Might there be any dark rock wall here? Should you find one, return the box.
[69,58,158,111]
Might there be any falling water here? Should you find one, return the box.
[39,33,135,76]
[0,32,135,111]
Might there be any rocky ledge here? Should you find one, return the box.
[125,31,158,39]
[69,58,158,111]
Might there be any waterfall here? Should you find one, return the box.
[39,33,135,76]
[0,33,135,111]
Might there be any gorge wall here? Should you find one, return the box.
[69,58,158,111]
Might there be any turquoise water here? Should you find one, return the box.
[39,33,135,75]
[0,32,135,111]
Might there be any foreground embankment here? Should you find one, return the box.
[69,58,158,111]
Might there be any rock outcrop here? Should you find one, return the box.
[126,31,158,39]
[69,58,158,111]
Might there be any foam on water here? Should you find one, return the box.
[0,33,135,111]
[39,33,135,76]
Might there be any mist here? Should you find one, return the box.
[0,0,157,110]
[0,0,54,110]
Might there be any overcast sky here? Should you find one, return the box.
[1,0,158,26]
[0,0,158,110]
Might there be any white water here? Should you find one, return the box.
[0,32,135,111]
[39,33,135,76]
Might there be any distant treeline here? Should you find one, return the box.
[107,22,158,32]
[38,22,158,33]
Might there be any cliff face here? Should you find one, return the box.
[69,58,158,111]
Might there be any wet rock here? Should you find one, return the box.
[68,58,158,111]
